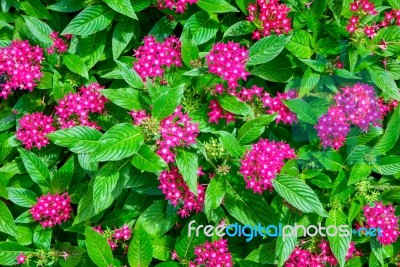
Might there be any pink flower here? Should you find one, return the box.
[55,82,108,129]
[315,106,350,150]
[189,239,233,267]
[16,112,56,150]
[92,225,103,234]
[156,0,197,13]
[156,106,199,163]
[262,90,298,124]
[16,253,27,265]
[205,42,249,89]
[158,166,205,218]
[207,100,236,124]
[363,202,399,245]
[247,0,292,39]
[0,40,43,99]
[107,239,119,250]
[349,0,378,15]
[238,85,264,102]
[333,83,385,131]
[239,139,296,193]
[133,36,182,81]
[48,32,71,54]
[29,193,72,228]
[113,225,132,241]
[129,109,149,126]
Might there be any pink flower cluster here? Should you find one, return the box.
[237,85,264,102]
[346,1,400,38]
[129,109,149,126]
[205,42,249,89]
[133,36,182,81]
[285,240,360,267]
[55,82,108,129]
[156,0,197,13]
[29,193,72,228]
[239,139,296,193]
[156,106,199,163]
[16,112,56,150]
[363,202,399,245]
[93,225,133,250]
[208,100,236,124]
[315,83,392,150]
[247,0,292,39]
[48,32,72,54]
[262,90,298,124]
[159,166,205,218]
[189,239,233,267]
[0,40,43,99]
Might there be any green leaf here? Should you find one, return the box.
[112,19,136,60]
[286,30,314,59]
[131,144,167,173]
[348,161,372,185]
[128,228,153,267]
[371,107,400,155]
[52,156,74,193]
[48,0,84,12]
[205,176,225,218]
[284,98,317,124]
[93,162,121,213]
[101,88,143,110]
[197,0,239,13]
[63,54,89,80]
[251,55,295,82]
[62,5,115,35]
[116,60,144,89]
[58,244,86,267]
[20,0,49,19]
[136,201,178,236]
[152,85,184,120]
[314,151,344,171]
[181,30,199,68]
[224,20,255,37]
[33,226,52,249]
[6,188,37,208]
[299,68,320,97]
[367,65,400,101]
[149,16,177,41]
[237,114,276,144]
[373,156,400,175]
[85,227,114,267]
[373,26,400,55]
[176,148,198,195]
[217,94,254,117]
[0,201,18,237]
[175,213,207,259]
[151,236,175,261]
[247,34,292,65]
[47,126,102,153]
[23,16,52,47]
[103,0,137,19]
[388,0,400,8]
[272,175,328,217]
[183,11,219,45]
[18,148,51,188]
[0,242,29,266]
[224,180,274,226]
[218,131,245,158]
[326,209,351,267]
[245,242,276,264]
[73,186,98,225]
[80,31,106,69]
[90,123,144,162]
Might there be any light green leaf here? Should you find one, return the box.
[176,148,198,195]
[373,155,400,175]
[217,94,254,117]
[103,0,137,19]
[284,98,317,124]
[51,156,74,193]
[85,227,114,267]
[80,31,106,69]
[47,126,102,154]
[0,201,18,237]
[224,20,255,37]
[136,201,178,236]
[6,188,37,208]
[131,144,167,173]
[101,88,143,111]
[152,85,184,120]
[326,209,351,267]
[90,123,144,162]
[47,0,84,12]
[371,106,400,155]
[93,162,121,213]
[116,60,144,89]
[197,0,239,13]
[237,114,276,144]
[62,5,115,35]
[112,19,136,59]
[218,131,245,158]
[299,68,320,97]
[128,229,153,267]
[247,34,292,65]
[205,176,225,218]
[63,54,89,80]
[183,11,219,45]
[367,65,400,101]
[348,161,372,185]
[18,148,51,188]
[286,30,314,59]
[0,242,29,266]
[272,175,328,217]
[23,16,52,47]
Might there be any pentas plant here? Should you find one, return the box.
[1,0,400,267]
